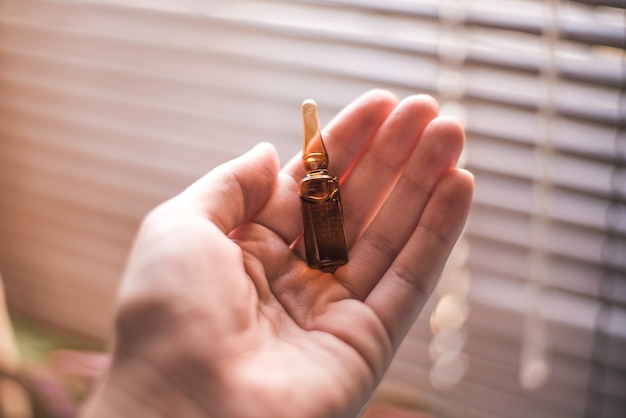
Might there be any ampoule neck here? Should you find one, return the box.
[303,152,329,171]
[304,167,330,177]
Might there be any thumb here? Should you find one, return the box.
[180,142,280,233]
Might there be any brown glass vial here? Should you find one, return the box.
[299,99,348,272]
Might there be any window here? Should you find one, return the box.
[0,0,624,416]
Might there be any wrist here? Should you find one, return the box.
[79,355,218,418]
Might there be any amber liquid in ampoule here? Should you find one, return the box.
[299,99,348,272]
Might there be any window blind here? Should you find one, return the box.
[0,0,623,416]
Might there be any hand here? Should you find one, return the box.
[80,90,473,418]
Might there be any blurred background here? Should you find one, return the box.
[0,0,624,417]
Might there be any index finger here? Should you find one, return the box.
[253,89,399,244]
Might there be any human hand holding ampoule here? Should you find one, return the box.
[80,89,473,418]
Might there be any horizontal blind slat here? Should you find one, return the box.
[2,0,624,87]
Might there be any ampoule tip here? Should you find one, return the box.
[302,99,317,112]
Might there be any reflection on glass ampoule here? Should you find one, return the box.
[298,99,348,272]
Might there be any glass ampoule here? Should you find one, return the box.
[298,99,348,272]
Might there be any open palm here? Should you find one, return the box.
[82,90,473,418]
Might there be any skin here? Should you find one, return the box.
[80,90,474,418]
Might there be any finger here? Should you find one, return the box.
[336,116,465,299]
[365,168,474,348]
[177,142,280,234]
[283,89,400,180]
[339,94,439,247]
[253,89,399,244]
